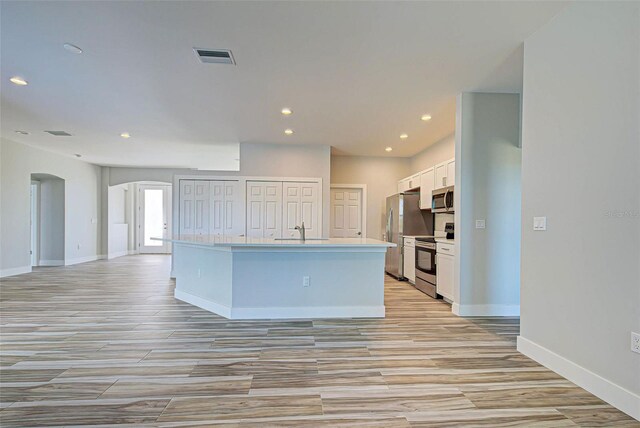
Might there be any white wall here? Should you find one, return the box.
[331,155,410,239]
[454,92,521,316]
[519,2,639,418]
[38,177,65,264]
[409,133,455,175]
[108,143,332,235]
[107,184,128,258]
[0,138,102,276]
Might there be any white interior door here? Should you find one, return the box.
[330,187,363,238]
[139,184,171,253]
[283,182,320,238]
[246,181,282,238]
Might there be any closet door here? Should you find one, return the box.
[223,181,243,236]
[192,181,210,238]
[299,182,320,238]
[179,180,195,237]
[282,182,320,239]
[246,181,282,238]
[283,183,301,238]
[209,181,225,236]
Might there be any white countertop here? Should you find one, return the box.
[434,237,455,244]
[155,235,396,248]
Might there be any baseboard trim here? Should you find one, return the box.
[128,250,138,255]
[174,289,232,318]
[452,302,520,317]
[174,289,385,320]
[0,265,32,278]
[107,251,128,260]
[65,255,102,266]
[517,336,640,420]
[39,259,64,266]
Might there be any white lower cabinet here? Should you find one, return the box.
[436,242,455,301]
[403,238,415,283]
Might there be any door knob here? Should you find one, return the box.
[357,232,362,236]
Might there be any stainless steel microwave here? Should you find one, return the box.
[432,186,454,213]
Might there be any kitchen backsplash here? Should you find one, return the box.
[435,213,454,233]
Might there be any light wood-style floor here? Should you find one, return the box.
[0,255,637,427]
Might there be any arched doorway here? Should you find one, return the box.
[30,173,65,266]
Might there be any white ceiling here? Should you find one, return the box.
[0,1,567,167]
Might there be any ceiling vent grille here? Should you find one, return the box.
[194,48,235,65]
[44,130,72,136]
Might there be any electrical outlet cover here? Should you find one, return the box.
[632,332,640,354]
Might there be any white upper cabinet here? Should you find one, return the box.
[419,167,435,210]
[407,174,420,190]
[435,162,447,189]
[246,181,283,238]
[283,182,320,239]
[398,178,410,193]
[446,159,455,187]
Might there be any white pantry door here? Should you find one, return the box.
[246,181,282,238]
[330,187,363,238]
[283,182,320,239]
[139,184,171,253]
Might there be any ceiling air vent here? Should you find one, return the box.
[44,130,72,136]
[194,48,235,65]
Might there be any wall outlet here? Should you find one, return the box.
[475,219,486,229]
[303,276,310,287]
[533,216,547,231]
[632,332,640,354]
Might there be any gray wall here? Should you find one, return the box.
[454,92,521,314]
[331,155,410,239]
[520,0,639,405]
[108,143,332,236]
[0,138,102,274]
[409,133,455,176]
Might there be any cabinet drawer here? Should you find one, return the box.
[404,237,415,246]
[436,242,455,256]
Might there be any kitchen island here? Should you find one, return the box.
[157,236,394,319]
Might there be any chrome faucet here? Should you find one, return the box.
[295,222,306,241]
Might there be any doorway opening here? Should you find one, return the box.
[138,184,172,254]
[30,174,65,266]
[330,185,367,238]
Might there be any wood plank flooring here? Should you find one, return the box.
[0,255,637,427]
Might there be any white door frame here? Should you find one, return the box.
[30,181,40,266]
[330,184,367,238]
[138,184,172,254]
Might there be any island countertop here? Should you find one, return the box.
[155,235,396,249]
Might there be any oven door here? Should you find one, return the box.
[415,243,436,282]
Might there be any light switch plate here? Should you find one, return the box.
[533,216,547,231]
[475,220,486,229]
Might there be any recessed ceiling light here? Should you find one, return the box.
[385,147,393,152]
[63,43,83,54]
[15,130,29,135]
[120,132,131,139]
[9,76,28,86]
[284,129,294,135]
[74,154,82,158]
[421,114,432,121]
[281,108,293,116]
[400,133,408,139]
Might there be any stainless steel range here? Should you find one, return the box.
[414,236,437,297]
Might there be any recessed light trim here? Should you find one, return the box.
[15,130,29,135]
[385,147,393,152]
[400,133,408,139]
[281,108,292,116]
[10,76,28,86]
[63,43,83,54]
[284,129,294,135]
[421,114,432,121]
[120,132,131,139]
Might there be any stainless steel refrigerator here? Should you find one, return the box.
[384,192,433,279]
